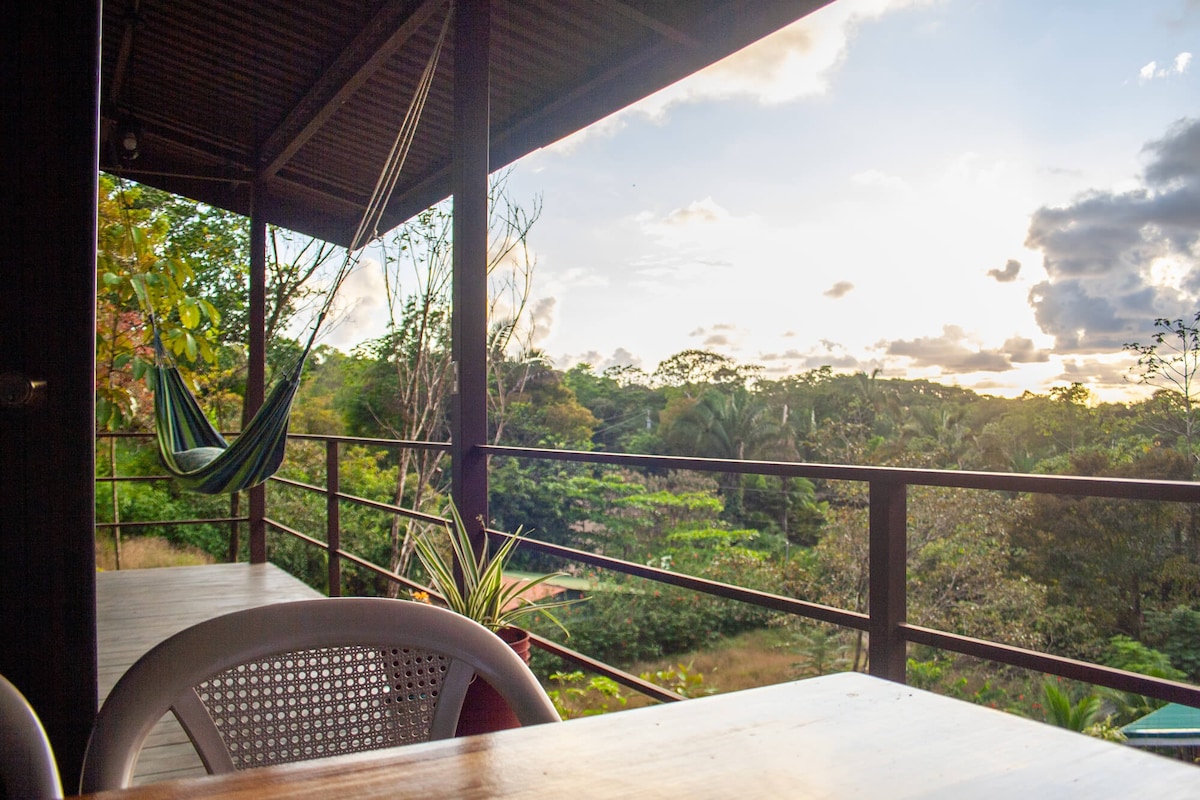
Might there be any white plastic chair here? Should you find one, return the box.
[0,673,63,799]
[80,597,559,792]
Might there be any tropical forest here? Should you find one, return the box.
[96,173,1200,748]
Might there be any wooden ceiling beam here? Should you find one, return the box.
[257,0,448,180]
[589,0,699,48]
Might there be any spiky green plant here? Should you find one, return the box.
[1042,681,1104,732]
[412,499,580,635]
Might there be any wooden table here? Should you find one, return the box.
[85,672,1199,798]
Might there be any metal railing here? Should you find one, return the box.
[96,431,1200,709]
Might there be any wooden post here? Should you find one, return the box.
[868,480,908,682]
[248,189,268,564]
[451,0,491,556]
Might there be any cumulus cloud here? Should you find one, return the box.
[688,322,744,352]
[1138,52,1192,82]
[315,261,389,350]
[529,296,557,347]
[988,259,1021,282]
[565,348,645,372]
[824,280,855,298]
[1024,117,1200,354]
[553,0,940,148]
[661,197,725,226]
[756,338,869,374]
[881,325,1050,373]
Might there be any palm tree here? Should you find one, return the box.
[1042,681,1104,732]
[668,388,790,521]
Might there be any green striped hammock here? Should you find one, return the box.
[152,337,304,495]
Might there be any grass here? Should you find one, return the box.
[548,627,823,717]
[95,535,216,571]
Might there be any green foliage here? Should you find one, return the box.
[1145,606,1200,681]
[539,550,779,667]
[412,499,581,633]
[640,661,712,698]
[546,671,627,718]
[787,625,851,678]
[1042,680,1104,732]
[96,175,222,430]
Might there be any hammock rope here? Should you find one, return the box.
[145,2,452,494]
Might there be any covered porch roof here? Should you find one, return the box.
[101,0,833,248]
[3,0,836,787]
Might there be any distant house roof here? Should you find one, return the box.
[1121,703,1200,747]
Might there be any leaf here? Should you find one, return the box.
[199,298,222,325]
[129,274,150,311]
[102,272,124,286]
[180,298,200,329]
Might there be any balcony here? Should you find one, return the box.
[7,1,1200,794]
[94,428,1200,788]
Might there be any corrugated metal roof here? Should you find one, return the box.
[100,0,833,247]
[1122,702,1200,745]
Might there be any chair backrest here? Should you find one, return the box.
[80,598,559,793]
[0,673,63,799]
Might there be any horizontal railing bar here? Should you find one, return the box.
[95,517,248,530]
[484,446,1200,503]
[263,517,327,550]
[904,624,1200,707]
[489,528,869,631]
[94,475,173,483]
[528,632,682,704]
[264,517,431,596]
[269,476,446,526]
[270,476,326,494]
[288,433,451,451]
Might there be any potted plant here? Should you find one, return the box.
[412,499,580,733]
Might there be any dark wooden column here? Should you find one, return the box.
[868,480,908,682]
[247,192,268,563]
[0,0,101,786]
[451,0,491,543]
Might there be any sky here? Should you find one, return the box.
[327,0,1200,402]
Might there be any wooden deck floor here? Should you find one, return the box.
[96,563,323,786]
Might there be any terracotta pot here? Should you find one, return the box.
[455,626,530,736]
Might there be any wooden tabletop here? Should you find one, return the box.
[84,672,1199,799]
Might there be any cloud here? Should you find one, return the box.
[315,261,388,350]
[824,280,855,298]
[755,338,871,374]
[1003,336,1050,364]
[852,169,911,193]
[529,296,557,347]
[1138,52,1192,82]
[988,259,1021,282]
[1024,117,1200,354]
[881,325,1052,373]
[661,197,725,226]
[688,322,745,352]
[562,347,645,372]
[555,0,941,147]
[657,0,943,108]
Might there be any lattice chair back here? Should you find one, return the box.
[0,673,63,799]
[80,598,559,792]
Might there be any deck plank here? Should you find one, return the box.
[96,563,323,785]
